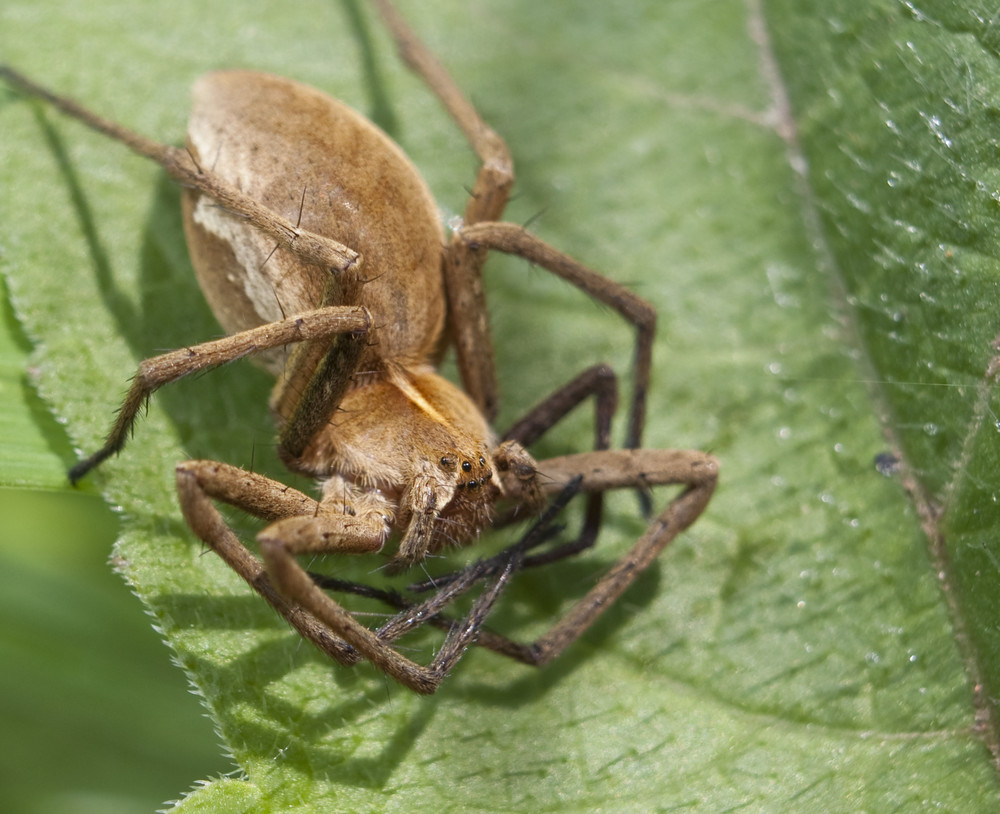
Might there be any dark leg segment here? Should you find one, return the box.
[460,449,718,665]
[461,222,655,453]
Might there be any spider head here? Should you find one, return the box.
[418,438,541,559]
[442,452,494,496]
[428,448,502,551]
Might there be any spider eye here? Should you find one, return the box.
[439,456,455,469]
[479,456,486,466]
[462,460,472,472]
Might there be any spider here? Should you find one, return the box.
[1,0,717,694]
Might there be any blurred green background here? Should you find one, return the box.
[0,299,231,814]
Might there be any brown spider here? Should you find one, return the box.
[0,0,717,694]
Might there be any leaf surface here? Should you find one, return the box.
[1,0,998,810]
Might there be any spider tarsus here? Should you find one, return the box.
[68,439,125,484]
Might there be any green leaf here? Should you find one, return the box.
[765,0,1000,733]
[1,0,998,811]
